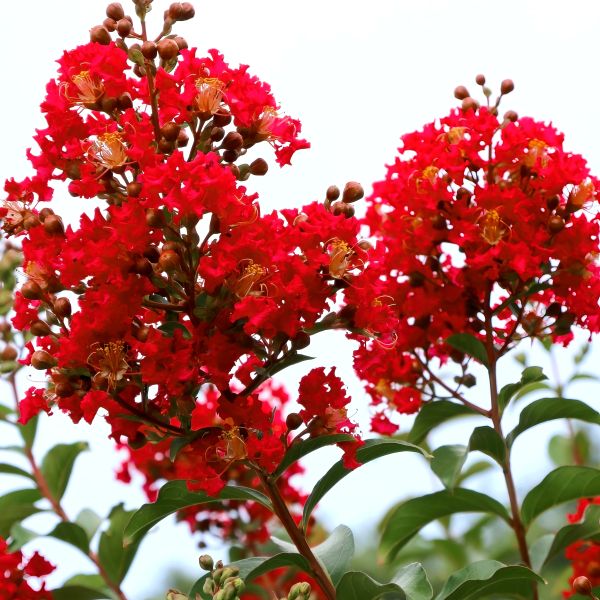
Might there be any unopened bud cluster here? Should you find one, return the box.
[323,181,364,218]
[454,74,515,115]
[199,555,245,600]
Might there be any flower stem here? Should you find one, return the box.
[258,471,337,600]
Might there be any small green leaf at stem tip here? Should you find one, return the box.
[521,466,600,526]
[497,366,548,411]
[434,560,544,600]
[446,333,489,367]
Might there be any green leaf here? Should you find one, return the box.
[40,442,88,501]
[529,534,554,572]
[98,504,141,585]
[158,321,192,339]
[408,401,479,444]
[431,445,468,489]
[124,480,272,546]
[507,398,600,447]
[469,426,505,464]
[50,586,110,600]
[548,432,590,467]
[568,372,599,383]
[0,489,42,537]
[446,333,488,367]
[393,563,433,600]
[513,381,553,402]
[273,433,355,479]
[63,574,109,592]
[302,439,429,528]
[49,522,89,555]
[0,463,35,480]
[18,414,38,450]
[336,571,407,600]
[75,508,103,541]
[521,466,600,526]
[434,560,543,599]
[266,352,314,377]
[498,367,547,410]
[544,504,600,565]
[380,489,510,560]
[8,522,39,551]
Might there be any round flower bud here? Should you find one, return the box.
[161,122,181,141]
[90,26,112,45]
[174,36,188,50]
[157,38,179,60]
[222,131,244,151]
[342,181,364,203]
[116,18,132,37]
[21,280,43,300]
[408,271,425,287]
[158,250,181,272]
[43,215,65,236]
[179,2,195,20]
[210,127,225,142]
[500,79,515,95]
[573,576,593,595]
[430,213,447,230]
[100,96,118,113]
[454,85,470,100]
[198,554,214,571]
[326,185,340,201]
[222,149,239,163]
[126,182,142,197]
[475,74,486,85]
[503,110,518,122]
[286,412,303,430]
[53,297,72,318]
[23,216,40,229]
[118,92,133,110]
[134,258,153,277]
[249,158,268,176]
[1,345,18,361]
[103,18,117,32]
[54,381,75,398]
[168,2,185,19]
[141,40,158,59]
[38,208,54,222]
[548,215,565,234]
[461,97,479,112]
[213,109,232,127]
[146,208,165,228]
[177,129,189,147]
[106,2,125,20]
[158,139,175,154]
[143,245,160,263]
[31,350,57,370]
[31,320,51,337]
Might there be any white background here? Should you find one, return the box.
[1,1,600,598]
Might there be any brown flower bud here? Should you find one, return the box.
[475,74,486,85]
[100,96,118,113]
[430,213,447,230]
[168,2,185,19]
[210,127,225,142]
[21,280,43,300]
[106,2,125,20]
[408,271,425,287]
[222,131,244,151]
[38,208,54,222]
[134,257,153,277]
[222,149,239,163]
[126,182,142,197]
[249,158,268,176]
[342,181,364,203]
[176,129,189,147]
[199,554,214,571]
[31,320,52,337]
[548,215,565,234]
[157,38,179,60]
[146,208,165,228]
[326,185,340,201]
[103,18,117,32]
[43,215,65,236]
[1,345,18,361]
[31,350,56,370]
[141,40,158,59]
[158,138,175,154]
[454,85,470,100]
[158,249,181,272]
[174,36,188,50]
[143,245,160,263]
[573,576,593,596]
[133,325,150,342]
[117,92,133,110]
[546,195,559,211]
[54,381,75,397]
[461,97,479,112]
[116,18,132,37]
[213,109,232,127]
[161,122,181,141]
[54,297,72,318]
[286,412,303,430]
[503,110,518,122]
[500,79,515,95]
[179,2,195,20]
[90,26,112,45]
[456,187,472,203]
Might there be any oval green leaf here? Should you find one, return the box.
[469,426,505,464]
[50,586,109,600]
[40,442,89,501]
[0,463,35,480]
[0,489,42,537]
[49,521,89,555]
[446,333,489,367]
[431,445,468,489]
[393,562,433,600]
[521,466,600,527]
[336,571,407,600]
[408,401,479,444]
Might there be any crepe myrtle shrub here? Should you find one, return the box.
[0,0,599,597]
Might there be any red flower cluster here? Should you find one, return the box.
[353,103,600,432]
[0,538,54,599]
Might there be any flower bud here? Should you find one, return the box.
[24,215,41,229]
[500,79,515,95]
[31,350,57,370]
[54,381,74,397]
[146,208,165,228]
[213,109,232,127]
[342,181,364,203]
[177,129,189,147]
[21,280,43,300]
[166,591,188,600]
[1,345,18,361]
[326,185,340,201]
[103,18,117,32]
[286,412,303,430]
[503,110,518,122]
[161,122,181,141]
[222,149,239,163]
[454,85,469,100]
[461,97,479,112]
[106,2,125,20]
[174,36,188,50]
[249,158,268,176]
[475,74,485,85]
[134,257,153,277]
[43,215,65,236]
[30,320,51,337]
[118,92,133,110]
[38,208,54,222]
[143,245,160,263]
[198,554,214,571]
[126,182,142,197]
[157,38,179,60]
[90,25,112,45]
[430,213,447,230]
[54,297,72,318]
[222,132,244,151]
[141,40,158,59]
[547,215,565,234]
[117,18,132,37]
[158,250,181,272]
[573,576,593,596]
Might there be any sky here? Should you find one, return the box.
[1,0,600,597]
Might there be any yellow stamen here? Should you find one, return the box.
[478,209,509,245]
[194,77,224,116]
[87,132,128,171]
